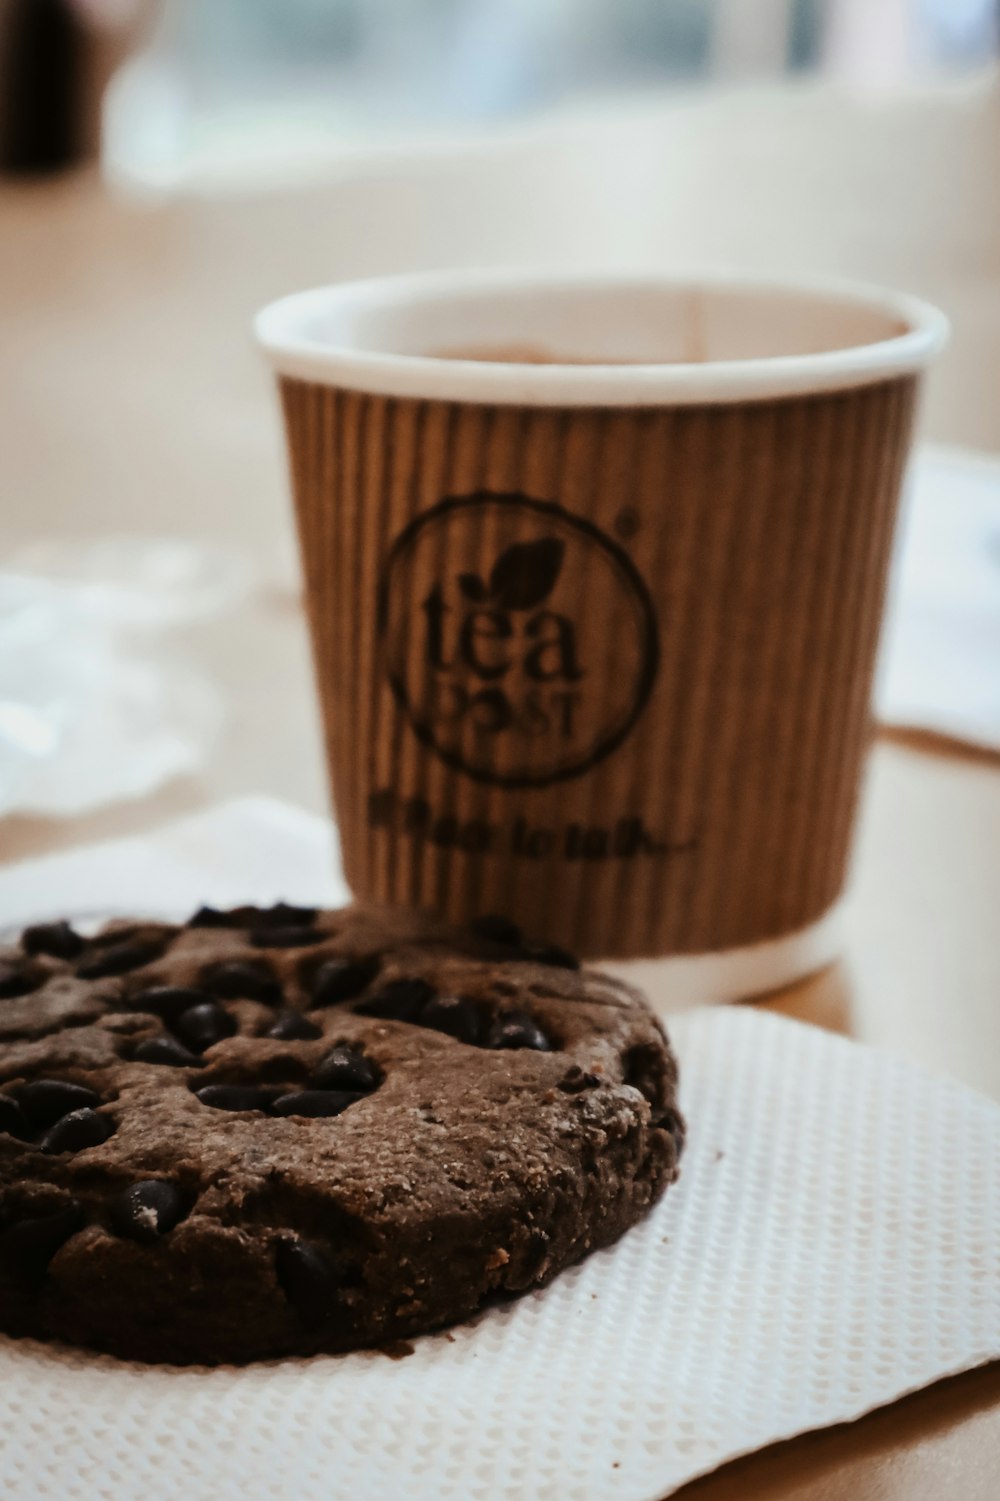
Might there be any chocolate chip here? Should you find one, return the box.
[21,921,84,960]
[420,994,488,1046]
[111,1180,187,1243]
[40,1108,115,1155]
[0,961,37,999]
[355,976,434,1022]
[132,1037,205,1068]
[131,985,213,1022]
[470,914,522,946]
[249,925,320,950]
[202,959,281,1005]
[488,1011,551,1051]
[272,1090,360,1118]
[187,906,234,928]
[189,902,318,931]
[312,1046,379,1092]
[254,903,318,929]
[18,1079,102,1129]
[518,942,579,970]
[275,1238,341,1325]
[0,1094,28,1139]
[623,1041,664,1103]
[195,1085,277,1113]
[558,1065,600,1093]
[174,1001,236,1053]
[655,1106,686,1152]
[310,956,378,1008]
[0,1199,83,1286]
[267,1010,322,1042]
[77,938,164,980]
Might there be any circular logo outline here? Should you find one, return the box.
[377,491,660,789]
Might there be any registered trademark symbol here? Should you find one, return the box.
[614,506,640,540]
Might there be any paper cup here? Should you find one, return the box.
[256,270,946,998]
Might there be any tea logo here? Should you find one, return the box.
[455,536,566,613]
[378,492,658,788]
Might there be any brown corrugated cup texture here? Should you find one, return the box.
[279,375,916,959]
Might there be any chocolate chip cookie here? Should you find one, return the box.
[0,904,683,1364]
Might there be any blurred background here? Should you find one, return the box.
[1,0,999,840]
[3,0,1000,546]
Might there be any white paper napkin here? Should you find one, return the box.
[0,797,348,933]
[1,802,999,1501]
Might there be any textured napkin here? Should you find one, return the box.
[1,803,999,1501]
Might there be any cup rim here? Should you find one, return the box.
[255,267,948,407]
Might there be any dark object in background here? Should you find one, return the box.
[0,0,85,174]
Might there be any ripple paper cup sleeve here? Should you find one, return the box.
[256,271,947,998]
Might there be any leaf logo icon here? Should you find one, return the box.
[487,538,565,611]
[458,573,489,602]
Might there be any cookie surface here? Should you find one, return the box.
[0,904,683,1364]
